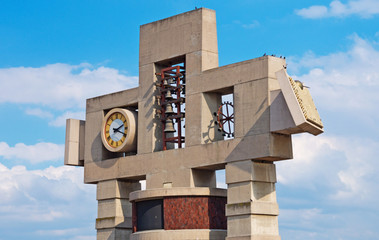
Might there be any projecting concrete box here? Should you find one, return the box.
[64,119,85,166]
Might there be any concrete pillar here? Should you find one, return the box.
[96,180,141,240]
[226,160,280,240]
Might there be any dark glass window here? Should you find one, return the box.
[136,199,163,231]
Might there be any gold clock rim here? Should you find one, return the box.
[101,108,137,153]
[104,111,128,148]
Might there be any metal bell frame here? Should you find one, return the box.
[156,65,186,150]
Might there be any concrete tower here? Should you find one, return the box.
[64,8,323,240]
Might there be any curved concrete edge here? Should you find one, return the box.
[129,187,227,202]
[131,229,227,240]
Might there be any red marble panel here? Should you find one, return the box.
[163,196,226,230]
[132,202,137,232]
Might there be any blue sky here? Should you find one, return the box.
[1,0,379,239]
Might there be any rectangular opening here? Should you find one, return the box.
[202,87,234,143]
[220,93,234,140]
[216,169,227,189]
[155,58,186,151]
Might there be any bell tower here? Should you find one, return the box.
[64,8,323,240]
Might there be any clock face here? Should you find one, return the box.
[101,108,137,153]
[104,112,128,148]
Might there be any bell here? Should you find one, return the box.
[163,79,170,86]
[165,104,175,115]
[165,90,173,99]
[167,78,175,85]
[164,119,176,132]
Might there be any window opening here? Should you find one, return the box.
[155,63,186,150]
[215,93,234,140]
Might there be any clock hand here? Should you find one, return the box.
[114,124,124,131]
[113,128,127,136]
[112,124,124,134]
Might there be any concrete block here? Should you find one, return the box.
[140,9,213,65]
[96,216,132,229]
[184,93,203,147]
[269,133,293,160]
[270,90,296,134]
[83,132,292,184]
[97,199,132,219]
[267,57,286,80]
[86,87,139,113]
[227,182,253,204]
[138,63,156,102]
[146,168,193,189]
[97,228,132,240]
[84,111,102,163]
[226,202,279,216]
[185,50,219,78]
[64,119,85,166]
[189,57,270,95]
[227,215,279,237]
[131,229,227,240]
[84,159,120,183]
[201,9,218,54]
[130,187,226,202]
[224,134,271,163]
[226,161,276,184]
[227,215,251,237]
[227,235,281,240]
[97,180,141,200]
[186,51,202,77]
[137,99,160,154]
[234,79,269,138]
[227,182,277,204]
[201,50,219,71]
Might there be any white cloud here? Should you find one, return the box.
[0,142,64,164]
[0,163,96,239]
[279,205,379,239]
[296,5,328,19]
[296,0,379,18]
[35,227,92,237]
[48,111,85,127]
[0,63,138,110]
[287,35,379,122]
[242,20,260,29]
[25,108,85,127]
[277,134,379,206]
[233,20,260,29]
[25,108,54,119]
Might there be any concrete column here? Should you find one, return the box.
[226,160,280,240]
[96,180,140,240]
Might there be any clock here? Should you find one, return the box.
[101,108,137,153]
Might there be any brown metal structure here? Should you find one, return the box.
[156,65,186,150]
